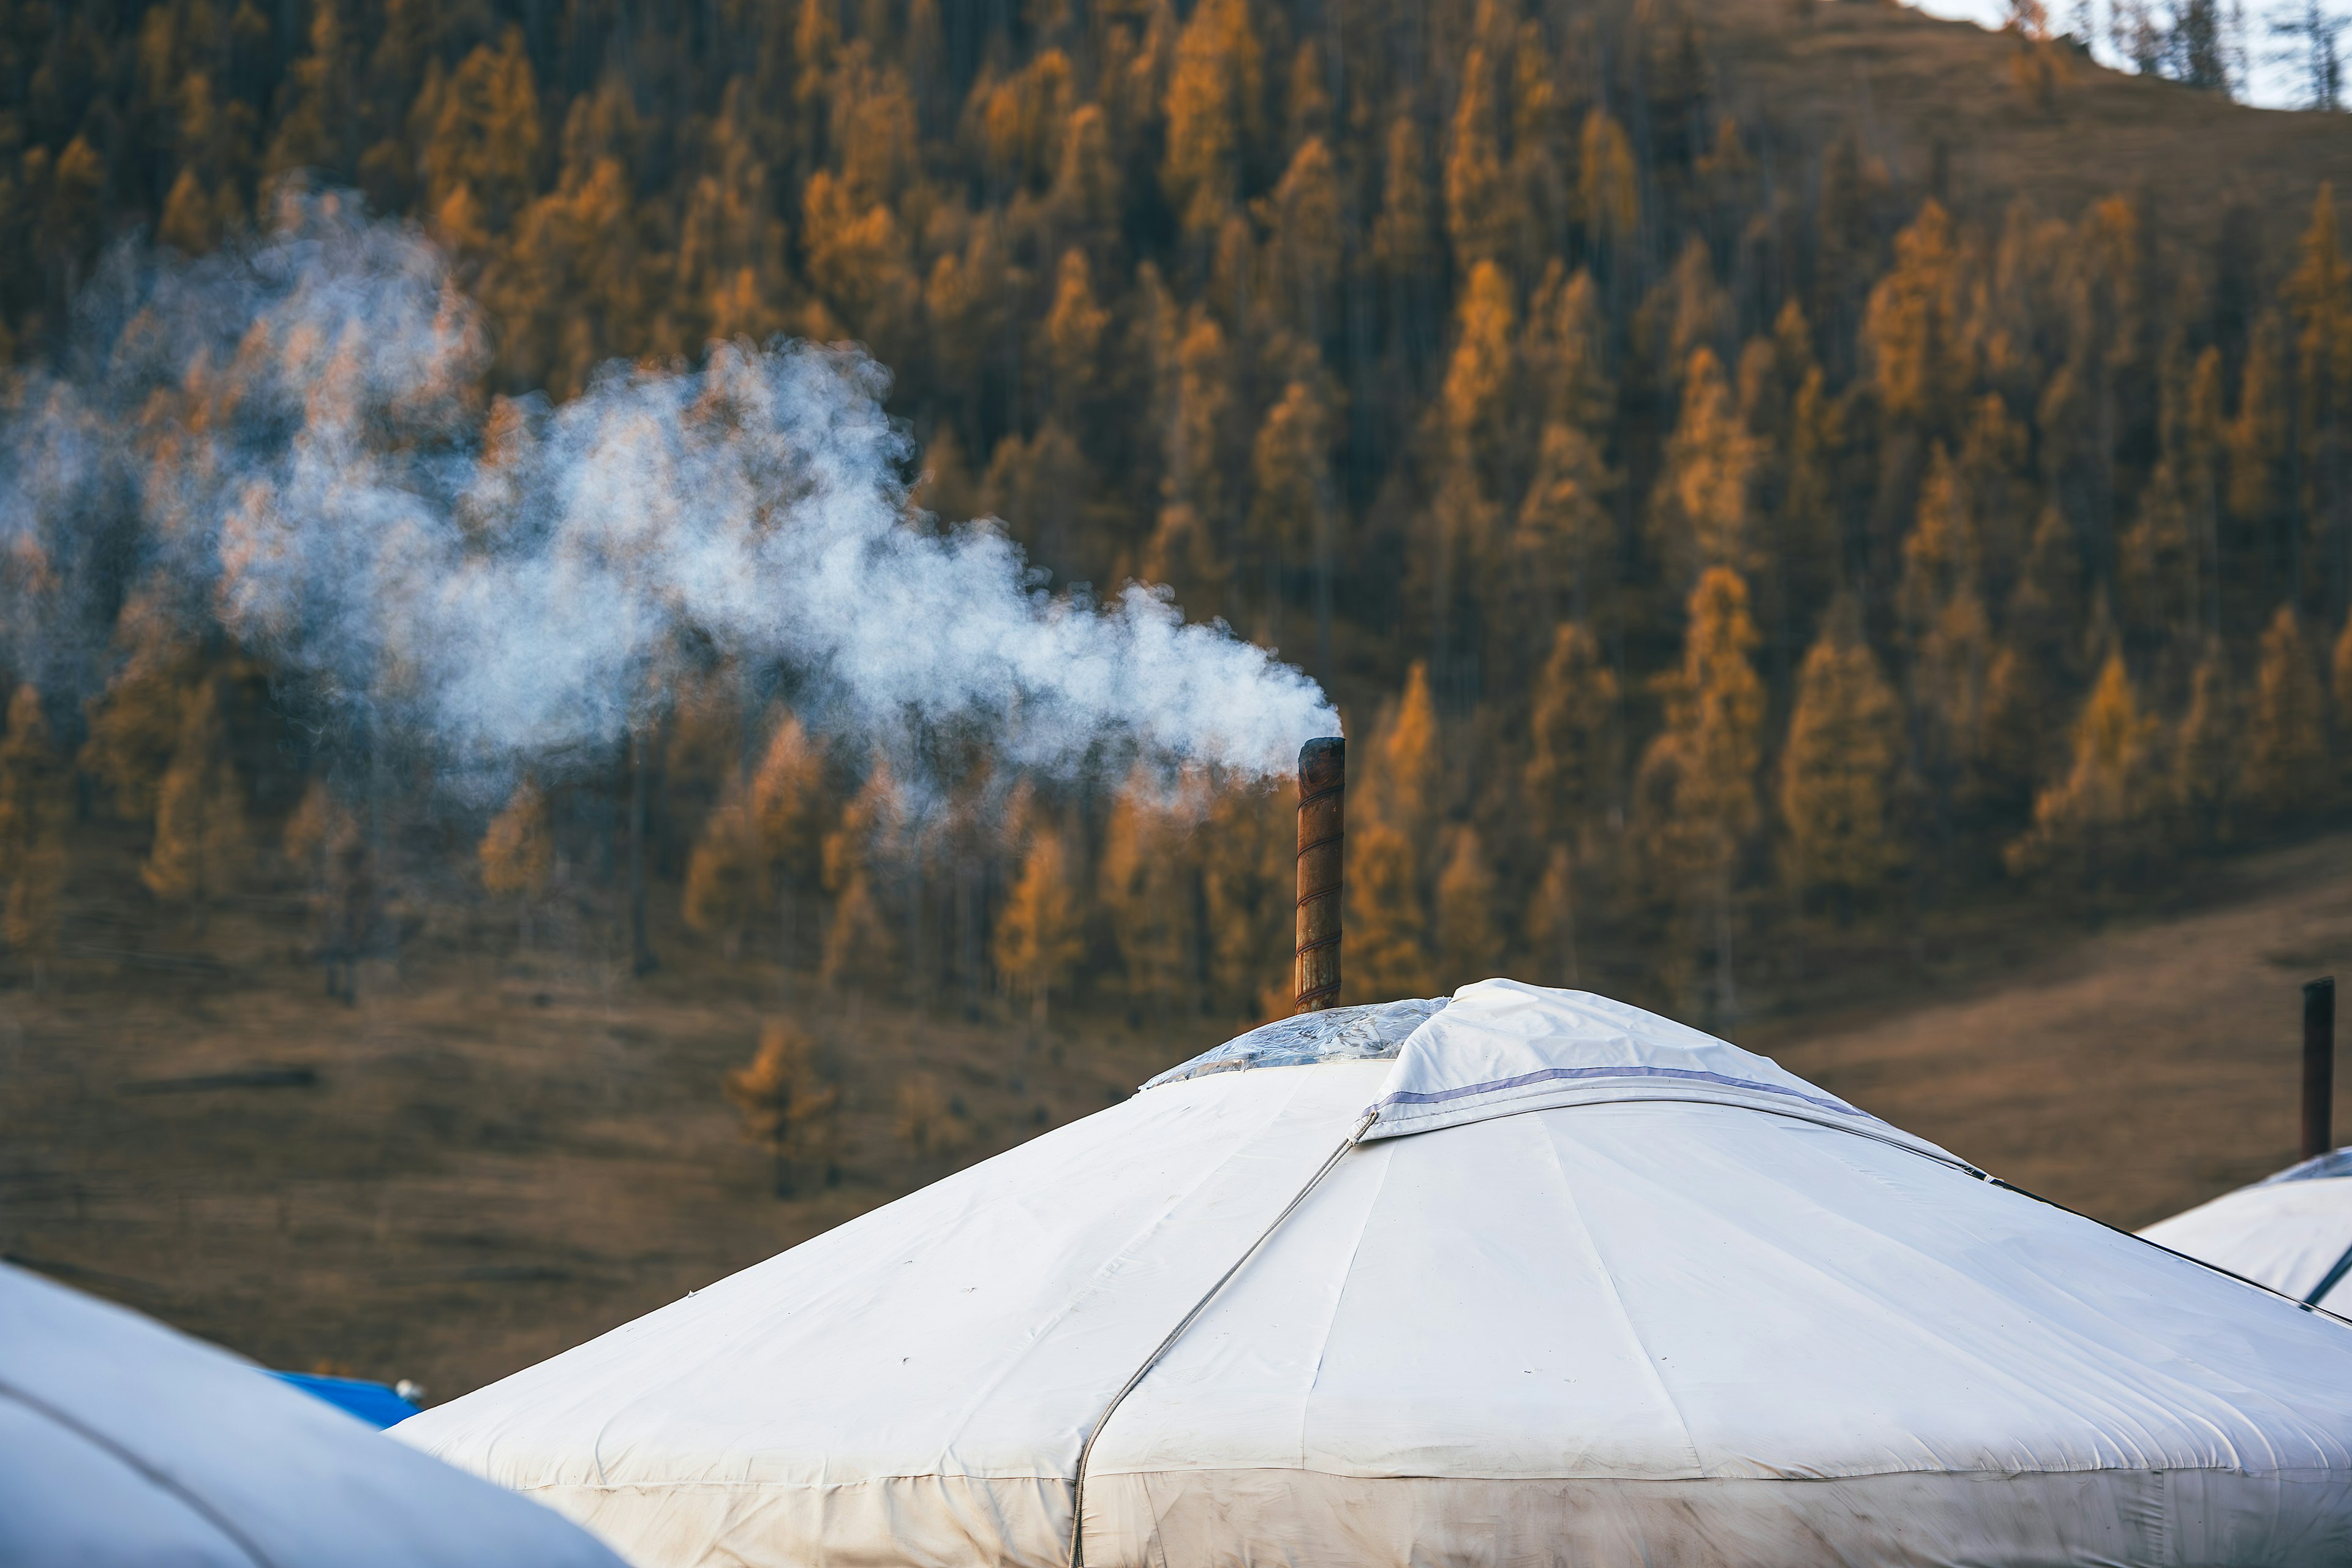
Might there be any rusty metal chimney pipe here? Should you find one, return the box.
[1294,738,1344,1014]
[2305,976,2336,1161]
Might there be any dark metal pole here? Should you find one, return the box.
[1293,739,1344,1014]
[2304,976,2335,1161]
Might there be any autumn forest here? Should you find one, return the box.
[1,0,2350,1057]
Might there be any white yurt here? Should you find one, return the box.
[396,980,2352,1568]
[0,1258,627,1567]
[2141,1147,2352,1307]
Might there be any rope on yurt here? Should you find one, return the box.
[2304,1242,2352,1308]
[1978,1174,2352,1327]
[1064,1107,1378,1568]
[0,1375,281,1568]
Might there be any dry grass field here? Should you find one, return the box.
[8,816,2352,1403]
[1709,0,2352,237]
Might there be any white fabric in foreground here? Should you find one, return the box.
[396,981,2352,1568]
[2142,1170,2352,1303]
[0,1260,626,1568]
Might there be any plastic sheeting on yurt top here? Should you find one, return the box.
[0,1259,628,1568]
[395,979,2352,1568]
[2141,1146,2352,1307]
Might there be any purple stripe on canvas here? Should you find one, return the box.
[1373,1063,1864,1117]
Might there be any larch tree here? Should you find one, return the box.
[1346,814,1433,1002]
[1442,48,1512,270]
[1525,843,1581,986]
[1200,782,1295,1019]
[2241,605,2332,820]
[1513,264,1616,636]
[1779,603,1907,912]
[1863,197,1970,437]
[2288,185,2352,609]
[1649,345,1760,584]
[1899,443,1993,820]
[1576,108,1640,254]
[1376,661,1444,851]
[1346,663,1443,1003]
[1371,116,1438,296]
[2229,312,2290,535]
[0,685,69,968]
[1433,824,1502,990]
[1521,619,1621,967]
[1264,135,1343,339]
[682,790,766,960]
[994,823,1084,1031]
[1098,768,1195,1017]
[724,1022,841,1197]
[1634,568,1766,1019]
[481,775,556,949]
[2173,638,2238,846]
[750,711,828,975]
[1161,0,1261,236]
[417,28,544,252]
[142,681,246,921]
[821,762,902,993]
[2005,652,2167,891]
[1042,247,1109,426]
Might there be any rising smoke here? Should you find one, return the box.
[0,187,1338,790]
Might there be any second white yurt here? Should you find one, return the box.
[0,1258,626,1568]
[396,980,2352,1568]
[2141,1147,2352,1307]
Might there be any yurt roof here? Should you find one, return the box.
[0,1259,627,1568]
[395,980,2352,1568]
[2141,1146,2352,1308]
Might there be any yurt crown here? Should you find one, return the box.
[1293,738,1344,1015]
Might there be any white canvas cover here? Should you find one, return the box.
[0,1259,627,1568]
[2141,1148,2352,1306]
[396,979,2352,1568]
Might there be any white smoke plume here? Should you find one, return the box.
[0,189,1338,784]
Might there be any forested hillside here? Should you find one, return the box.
[2,0,2352,1038]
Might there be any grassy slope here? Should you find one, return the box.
[1716,0,2352,239]
[7,820,2352,1401]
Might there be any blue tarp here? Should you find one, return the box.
[268,1370,421,1428]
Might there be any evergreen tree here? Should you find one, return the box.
[1525,842,1581,986]
[143,682,246,916]
[821,763,902,991]
[1162,0,1261,235]
[0,685,69,965]
[994,823,1084,1030]
[1899,443,1994,817]
[750,710,828,972]
[482,775,556,949]
[725,1022,841,1196]
[2288,185,2352,611]
[1523,621,1622,850]
[1346,814,1433,1001]
[2005,652,2167,889]
[1576,109,1640,251]
[2242,604,2331,819]
[1099,768,1194,1016]
[1200,782,1293,1019]
[682,792,766,959]
[1779,604,1906,910]
[1433,824,1501,989]
[2173,638,2237,846]
[1634,568,1766,1018]
[1649,345,1760,583]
